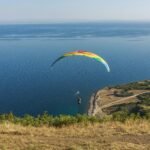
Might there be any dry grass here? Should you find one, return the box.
[0,120,150,150]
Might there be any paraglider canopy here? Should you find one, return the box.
[51,50,110,72]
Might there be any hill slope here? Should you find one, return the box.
[88,80,150,117]
[0,120,150,150]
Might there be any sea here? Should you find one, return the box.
[0,22,150,116]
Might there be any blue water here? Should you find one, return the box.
[0,22,150,116]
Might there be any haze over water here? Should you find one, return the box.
[0,22,150,116]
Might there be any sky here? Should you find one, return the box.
[0,0,150,23]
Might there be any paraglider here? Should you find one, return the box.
[51,50,110,72]
[77,96,82,105]
[74,91,82,105]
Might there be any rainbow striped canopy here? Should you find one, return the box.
[51,50,110,72]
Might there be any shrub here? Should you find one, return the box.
[52,115,78,127]
[137,93,150,106]
[112,110,129,122]
[0,112,149,127]
[114,90,133,97]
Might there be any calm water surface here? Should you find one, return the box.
[0,23,150,115]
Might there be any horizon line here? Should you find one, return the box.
[1,20,150,25]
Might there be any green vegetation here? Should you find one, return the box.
[113,80,150,90]
[105,80,150,120]
[136,93,150,118]
[0,111,149,127]
[119,109,149,120]
[114,89,133,97]
[137,93,150,105]
[110,91,150,120]
[112,110,144,122]
[0,112,101,127]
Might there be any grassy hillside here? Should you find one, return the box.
[0,119,150,150]
[0,112,150,149]
[89,80,150,118]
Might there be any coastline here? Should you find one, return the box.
[87,93,96,116]
[87,90,101,116]
[87,89,106,117]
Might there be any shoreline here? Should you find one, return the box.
[87,92,98,116]
[87,89,105,117]
[87,93,95,116]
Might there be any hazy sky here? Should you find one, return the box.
[0,0,150,23]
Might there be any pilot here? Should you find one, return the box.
[77,96,82,105]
